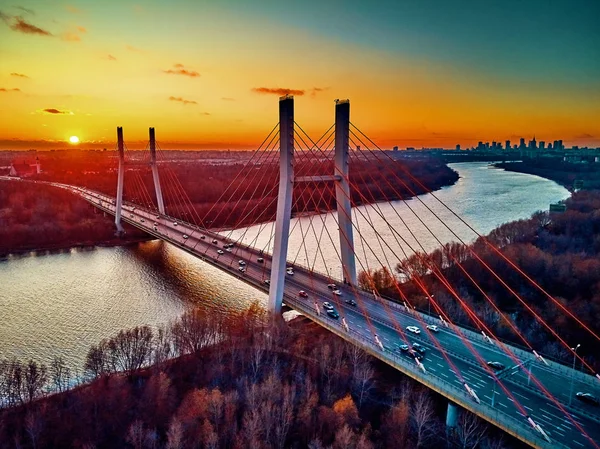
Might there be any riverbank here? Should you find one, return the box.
[495,161,600,190]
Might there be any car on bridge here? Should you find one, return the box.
[412,343,426,355]
[257,257,264,263]
[183,235,189,239]
[286,267,294,275]
[173,222,178,226]
[322,302,334,311]
[238,267,246,273]
[217,250,224,255]
[226,247,232,252]
[153,226,158,231]
[405,348,423,361]
[575,392,599,406]
[332,289,342,296]
[155,215,160,219]
[406,326,421,334]
[345,299,357,306]
[327,283,337,290]
[397,344,409,352]
[238,260,246,266]
[426,324,440,332]
[298,291,308,298]
[486,361,505,371]
[212,239,218,244]
[130,214,134,218]
[263,279,270,285]
[326,309,340,319]
[140,219,145,223]
[200,235,206,240]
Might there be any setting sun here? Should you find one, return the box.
[69,136,79,144]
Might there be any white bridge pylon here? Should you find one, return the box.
[267,96,357,313]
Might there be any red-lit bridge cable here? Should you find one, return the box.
[350,128,600,377]
[351,124,600,348]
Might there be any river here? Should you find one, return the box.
[0,163,570,371]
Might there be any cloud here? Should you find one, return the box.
[77,26,86,33]
[10,72,28,78]
[66,5,80,13]
[163,63,200,77]
[168,96,197,105]
[62,32,80,41]
[13,6,34,15]
[107,54,117,61]
[0,87,21,92]
[40,108,73,114]
[575,133,594,139]
[126,45,143,52]
[8,16,52,35]
[199,112,210,116]
[221,97,235,101]
[310,86,329,97]
[252,87,305,96]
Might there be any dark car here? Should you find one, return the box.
[412,343,426,355]
[326,309,340,319]
[487,361,505,371]
[345,299,357,306]
[405,349,423,361]
[257,257,264,263]
[576,392,599,406]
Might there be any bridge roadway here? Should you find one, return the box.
[10,177,600,449]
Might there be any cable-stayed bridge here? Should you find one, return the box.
[6,96,600,449]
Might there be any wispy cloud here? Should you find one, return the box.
[310,87,329,97]
[107,54,117,61]
[0,87,21,92]
[252,87,305,96]
[163,63,200,78]
[126,44,143,52]
[38,108,73,115]
[575,133,594,139]
[10,72,29,78]
[62,25,86,42]
[13,6,34,15]
[4,14,52,35]
[168,96,197,105]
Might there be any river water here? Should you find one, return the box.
[0,163,570,371]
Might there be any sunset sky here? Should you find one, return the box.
[1,0,599,150]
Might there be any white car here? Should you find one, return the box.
[182,234,189,239]
[426,324,439,333]
[217,250,224,255]
[406,326,421,334]
[225,247,232,252]
[238,267,246,273]
[332,289,342,296]
[173,222,178,226]
[286,268,294,275]
[239,260,246,266]
[322,302,334,311]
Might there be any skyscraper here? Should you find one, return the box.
[505,140,511,151]
[519,138,526,149]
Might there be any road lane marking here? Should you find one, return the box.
[573,440,585,447]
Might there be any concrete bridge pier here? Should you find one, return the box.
[114,126,125,235]
[446,402,459,435]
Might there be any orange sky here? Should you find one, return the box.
[1,1,599,150]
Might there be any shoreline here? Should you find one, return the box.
[494,161,600,190]
[0,236,154,260]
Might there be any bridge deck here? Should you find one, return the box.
[13,177,600,449]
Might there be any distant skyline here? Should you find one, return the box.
[1,0,599,150]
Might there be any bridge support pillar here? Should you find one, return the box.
[268,95,295,313]
[446,402,459,434]
[114,126,125,235]
[334,100,357,285]
[149,127,165,214]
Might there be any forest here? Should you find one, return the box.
[358,190,600,368]
[0,150,458,253]
[0,304,514,449]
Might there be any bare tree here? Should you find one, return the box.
[352,360,375,410]
[108,326,154,373]
[24,360,47,403]
[165,417,184,449]
[454,411,487,449]
[171,308,221,356]
[84,341,109,379]
[25,409,43,449]
[50,356,71,392]
[126,419,145,449]
[411,391,437,448]
[334,424,355,449]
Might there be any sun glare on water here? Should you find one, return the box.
[69,136,79,144]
